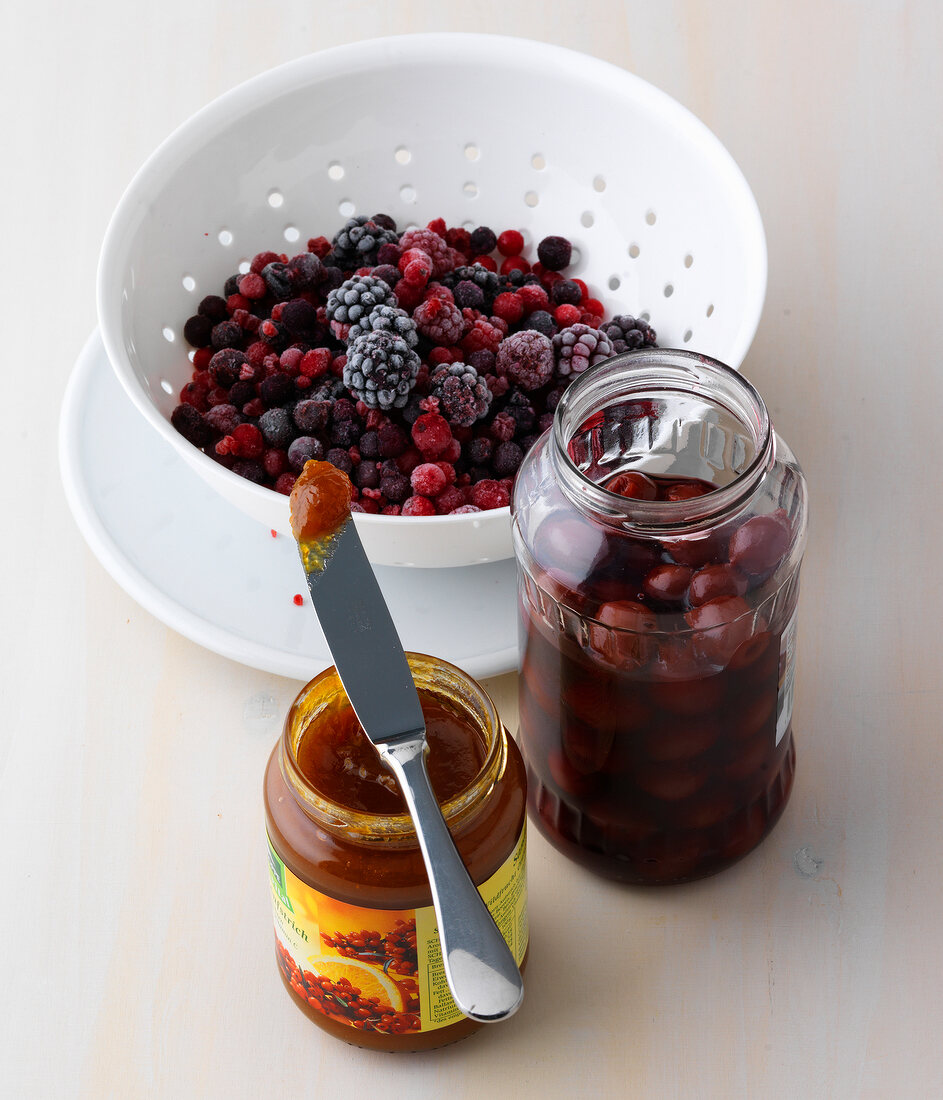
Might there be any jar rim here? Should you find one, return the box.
[551,348,773,532]
[279,652,506,842]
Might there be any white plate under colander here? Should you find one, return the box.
[97,33,767,568]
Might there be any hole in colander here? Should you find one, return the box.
[464,143,479,161]
[524,191,539,207]
[683,329,693,342]
[162,326,175,342]
[238,259,250,274]
[645,210,657,226]
[218,229,233,246]
[581,211,595,228]
[531,153,546,170]
[684,253,694,268]
[608,275,621,291]
[160,379,174,394]
[395,147,411,165]
[284,225,300,243]
[268,190,284,208]
[706,303,715,317]
[664,284,674,298]
[463,182,479,198]
[462,220,475,231]
[593,175,606,192]
[400,185,417,204]
[640,310,651,322]
[628,243,640,259]
[188,349,196,362]
[327,162,344,181]
[338,199,355,217]
[182,275,196,292]
[570,246,582,265]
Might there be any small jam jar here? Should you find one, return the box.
[512,349,808,884]
[264,653,528,1051]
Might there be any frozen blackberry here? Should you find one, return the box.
[429,362,493,427]
[495,330,554,391]
[599,314,658,353]
[344,330,421,410]
[258,407,294,448]
[348,303,419,349]
[330,215,400,269]
[325,275,397,325]
[537,235,572,271]
[442,264,500,306]
[552,323,615,377]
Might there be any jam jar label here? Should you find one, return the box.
[776,607,799,745]
[267,826,527,1035]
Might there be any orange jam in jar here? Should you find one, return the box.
[263,654,528,1051]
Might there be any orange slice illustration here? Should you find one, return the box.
[307,955,406,1013]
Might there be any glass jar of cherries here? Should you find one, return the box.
[511,349,808,884]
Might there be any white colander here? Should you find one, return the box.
[97,33,766,568]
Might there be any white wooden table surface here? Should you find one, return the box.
[4,2,942,1097]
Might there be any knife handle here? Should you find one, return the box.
[378,736,524,1023]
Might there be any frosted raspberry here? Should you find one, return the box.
[495,330,554,391]
[413,297,465,345]
[399,227,453,276]
[460,312,503,356]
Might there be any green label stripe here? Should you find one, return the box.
[267,836,293,913]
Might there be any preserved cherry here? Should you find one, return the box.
[512,349,808,884]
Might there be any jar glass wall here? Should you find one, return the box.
[264,653,528,1050]
[511,350,808,884]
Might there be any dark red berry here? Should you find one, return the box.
[537,235,572,271]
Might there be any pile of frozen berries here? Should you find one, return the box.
[171,215,657,515]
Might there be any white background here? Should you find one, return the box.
[4,2,942,1097]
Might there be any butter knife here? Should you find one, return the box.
[298,516,524,1023]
